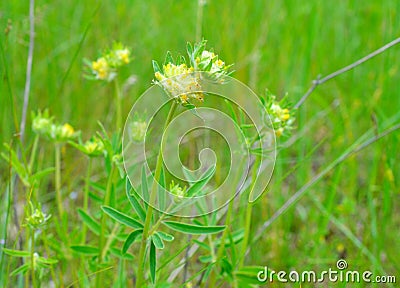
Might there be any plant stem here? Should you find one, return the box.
[96,164,116,286]
[195,0,204,42]
[30,230,36,288]
[28,135,39,173]
[42,229,57,287]
[239,202,253,267]
[238,157,259,268]
[101,223,120,260]
[136,101,177,287]
[209,157,246,286]
[55,143,64,218]
[114,78,122,131]
[81,157,92,244]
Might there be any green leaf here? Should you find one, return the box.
[1,145,29,186]
[151,233,164,249]
[126,178,146,222]
[163,221,225,235]
[215,228,244,247]
[2,248,30,257]
[77,209,100,235]
[235,266,270,285]
[10,263,30,276]
[30,167,55,182]
[177,55,186,65]
[164,51,174,65]
[101,206,143,229]
[150,240,156,284]
[186,165,216,197]
[193,239,211,251]
[157,231,174,242]
[37,257,58,265]
[186,42,193,56]
[122,229,143,254]
[199,255,212,263]
[70,245,99,255]
[109,247,134,260]
[152,60,161,73]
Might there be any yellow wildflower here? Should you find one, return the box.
[115,48,130,64]
[60,123,75,139]
[92,57,110,80]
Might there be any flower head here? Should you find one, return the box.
[26,201,51,230]
[85,42,131,82]
[32,110,53,137]
[261,90,295,138]
[170,181,187,201]
[32,110,78,142]
[51,123,77,142]
[92,57,112,81]
[130,120,148,142]
[152,40,233,107]
[83,136,104,157]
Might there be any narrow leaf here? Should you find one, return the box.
[37,257,58,265]
[164,51,174,65]
[122,229,143,254]
[110,247,134,260]
[186,165,216,197]
[101,206,143,229]
[70,245,99,255]
[157,231,174,242]
[152,233,164,249]
[163,221,225,235]
[126,178,146,222]
[2,248,30,257]
[30,167,55,181]
[77,208,100,235]
[152,60,161,73]
[10,263,30,276]
[150,240,156,284]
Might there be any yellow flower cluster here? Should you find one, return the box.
[32,110,78,142]
[88,43,131,82]
[83,136,104,156]
[196,50,227,77]
[152,40,232,106]
[155,63,203,104]
[91,57,110,81]
[262,92,295,138]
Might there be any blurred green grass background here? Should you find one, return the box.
[1,0,399,282]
